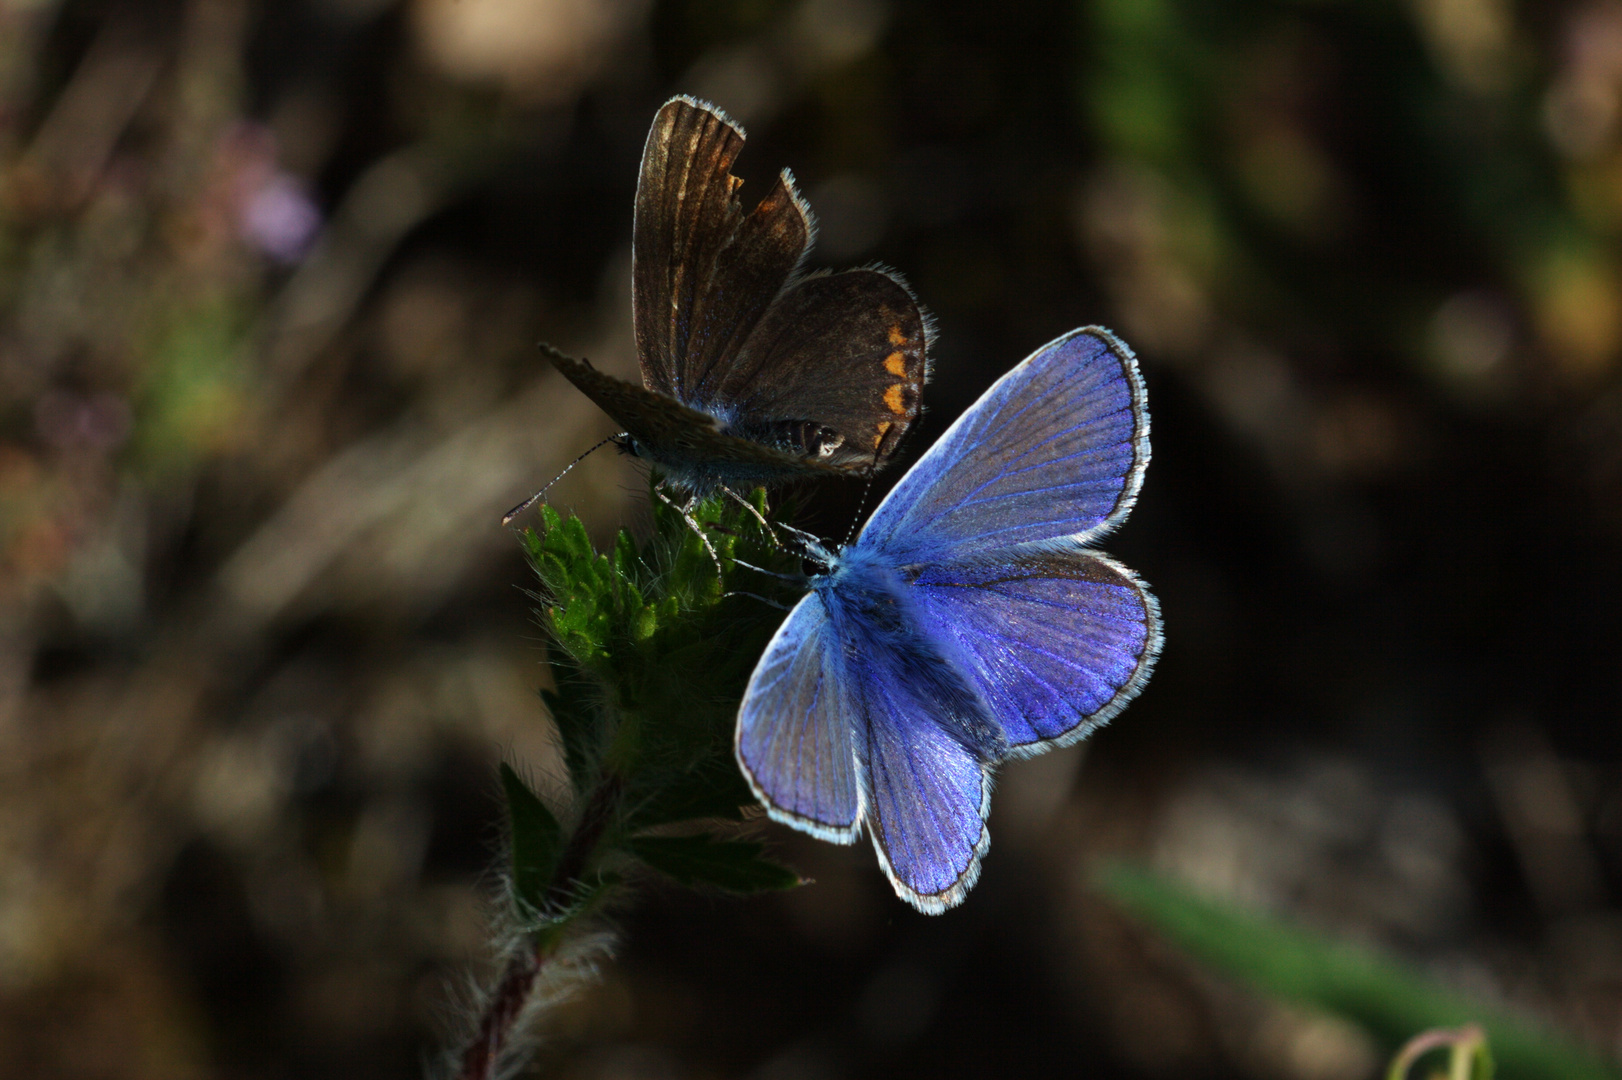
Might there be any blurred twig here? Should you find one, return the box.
[216,361,605,631]
[1390,1025,1495,1080]
[259,142,467,398]
[9,16,162,216]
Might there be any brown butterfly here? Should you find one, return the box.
[526,97,929,515]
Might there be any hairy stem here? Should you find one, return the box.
[452,770,625,1080]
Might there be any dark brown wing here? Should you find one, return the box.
[702,268,929,471]
[544,347,846,490]
[632,96,811,402]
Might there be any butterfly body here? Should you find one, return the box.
[809,543,1009,760]
[737,327,1162,912]
[545,96,929,496]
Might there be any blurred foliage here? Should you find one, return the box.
[1082,0,1622,388]
[1098,864,1618,1080]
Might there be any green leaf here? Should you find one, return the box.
[517,477,806,895]
[625,756,754,831]
[612,529,640,582]
[540,662,601,795]
[627,834,802,894]
[500,764,561,911]
[1094,863,1619,1080]
[524,871,626,949]
[519,524,544,562]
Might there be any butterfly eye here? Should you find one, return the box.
[814,431,844,458]
[794,543,830,577]
[784,422,843,458]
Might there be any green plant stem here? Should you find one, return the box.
[451,770,625,1080]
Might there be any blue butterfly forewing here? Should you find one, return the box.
[862,327,1149,562]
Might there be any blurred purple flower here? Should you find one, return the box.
[240,170,321,265]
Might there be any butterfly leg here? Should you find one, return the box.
[720,485,781,548]
[653,485,723,574]
[774,521,830,559]
[721,590,791,611]
[732,558,804,584]
[776,521,818,542]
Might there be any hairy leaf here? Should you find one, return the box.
[500,763,561,911]
[628,834,802,894]
[625,756,754,831]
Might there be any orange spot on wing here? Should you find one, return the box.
[873,420,893,450]
[888,324,908,346]
[884,351,907,376]
[884,384,906,414]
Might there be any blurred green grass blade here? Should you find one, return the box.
[500,763,561,911]
[1095,863,1618,1080]
[1472,1035,1499,1080]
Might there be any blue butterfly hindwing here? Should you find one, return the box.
[735,595,861,842]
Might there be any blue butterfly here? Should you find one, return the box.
[735,327,1162,913]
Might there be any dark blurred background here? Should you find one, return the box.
[2,0,1621,1076]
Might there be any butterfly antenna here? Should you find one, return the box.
[843,475,876,547]
[501,434,624,525]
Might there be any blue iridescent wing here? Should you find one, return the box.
[816,553,1003,913]
[738,553,1006,912]
[860,327,1148,564]
[735,594,861,842]
[909,549,1162,752]
[858,672,993,913]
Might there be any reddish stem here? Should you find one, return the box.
[451,772,624,1080]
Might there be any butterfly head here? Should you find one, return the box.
[801,536,908,609]
[801,537,839,570]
